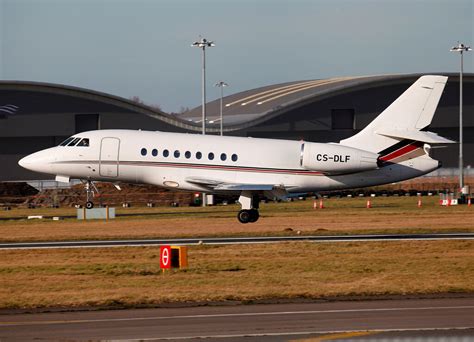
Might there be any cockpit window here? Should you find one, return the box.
[77,138,89,147]
[68,138,81,146]
[59,137,74,146]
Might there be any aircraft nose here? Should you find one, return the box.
[18,148,57,174]
[18,155,32,168]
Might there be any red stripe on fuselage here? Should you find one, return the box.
[122,161,323,175]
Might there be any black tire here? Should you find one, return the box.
[249,209,259,223]
[85,201,94,209]
[237,210,251,224]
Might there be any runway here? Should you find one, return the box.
[1,298,473,340]
[1,233,473,249]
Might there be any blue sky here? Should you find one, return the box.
[1,0,472,112]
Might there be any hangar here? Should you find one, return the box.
[1,73,473,182]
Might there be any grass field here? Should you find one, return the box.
[0,241,472,309]
[0,197,473,310]
[0,197,472,242]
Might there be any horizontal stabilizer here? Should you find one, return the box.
[376,129,455,144]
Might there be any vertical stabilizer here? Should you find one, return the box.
[340,75,448,153]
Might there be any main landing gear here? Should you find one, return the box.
[82,180,99,209]
[237,191,260,224]
[237,209,259,224]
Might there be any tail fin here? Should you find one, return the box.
[340,75,450,154]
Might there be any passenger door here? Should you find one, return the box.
[99,137,120,177]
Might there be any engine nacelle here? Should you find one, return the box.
[301,142,379,174]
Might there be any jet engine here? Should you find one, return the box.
[301,142,380,174]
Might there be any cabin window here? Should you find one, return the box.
[152,149,158,157]
[174,150,180,158]
[220,153,227,161]
[59,137,74,146]
[185,151,191,159]
[141,148,147,156]
[196,152,202,159]
[231,154,238,162]
[208,152,214,160]
[77,138,89,147]
[163,149,169,157]
[68,138,81,146]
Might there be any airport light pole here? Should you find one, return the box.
[214,81,228,136]
[450,42,471,195]
[191,37,215,135]
[192,37,215,207]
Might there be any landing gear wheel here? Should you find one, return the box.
[237,210,251,224]
[85,201,94,209]
[249,209,259,223]
[237,209,259,223]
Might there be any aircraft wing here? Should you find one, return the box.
[185,177,289,198]
[215,184,276,191]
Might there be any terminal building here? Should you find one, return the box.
[1,73,473,182]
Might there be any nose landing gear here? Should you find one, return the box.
[237,191,260,224]
[82,180,99,209]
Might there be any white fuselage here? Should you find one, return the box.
[19,129,440,194]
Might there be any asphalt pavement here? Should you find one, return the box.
[1,233,474,249]
[1,297,473,341]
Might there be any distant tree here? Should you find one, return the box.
[130,96,144,105]
[179,106,190,114]
[148,103,162,112]
[129,96,162,112]
[169,106,190,116]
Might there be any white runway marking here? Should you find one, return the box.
[1,305,473,326]
[1,233,473,250]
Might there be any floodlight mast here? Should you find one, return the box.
[450,42,472,194]
[215,81,229,136]
[192,37,215,207]
[191,37,215,135]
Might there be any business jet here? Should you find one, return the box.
[19,75,453,223]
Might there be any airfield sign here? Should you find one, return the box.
[160,246,171,269]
